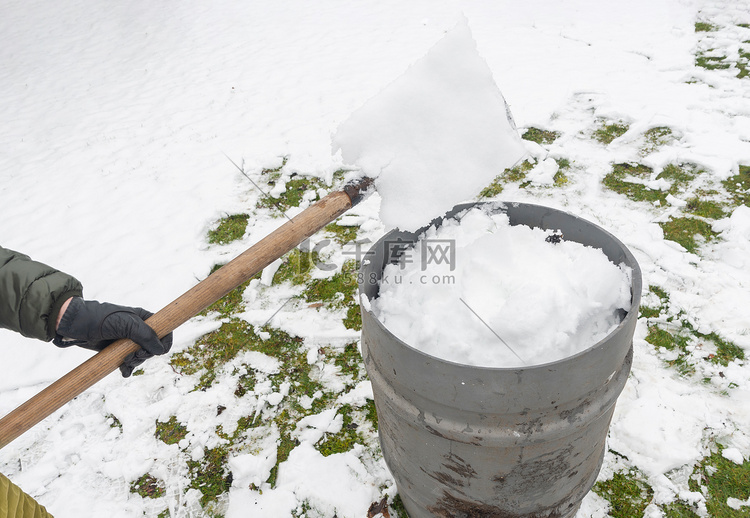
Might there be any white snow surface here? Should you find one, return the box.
[372,207,633,368]
[333,19,527,232]
[0,0,749,517]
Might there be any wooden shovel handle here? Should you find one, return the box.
[0,182,368,449]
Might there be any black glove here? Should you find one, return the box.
[53,297,173,377]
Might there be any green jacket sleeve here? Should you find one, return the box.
[0,246,83,342]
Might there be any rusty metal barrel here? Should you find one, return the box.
[359,201,641,518]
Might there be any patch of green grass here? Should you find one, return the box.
[522,127,559,145]
[155,416,188,445]
[702,332,745,366]
[317,404,364,456]
[200,263,260,318]
[696,51,731,70]
[640,285,670,319]
[304,259,359,311]
[662,500,700,517]
[257,174,327,213]
[594,470,654,518]
[593,121,629,144]
[603,163,665,204]
[695,21,719,32]
[207,214,249,245]
[642,126,674,154]
[646,326,695,375]
[170,319,306,391]
[686,448,750,517]
[266,410,300,487]
[722,165,750,207]
[325,223,359,245]
[553,158,571,186]
[292,501,313,518]
[646,313,744,372]
[504,160,534,183]
[260,156,289,185]
[659,216,717,253]
[391,494,410,518]
[737,47,750,78]
[187,445,232,505]
[131,474,165,499]
[106,414,123,430]
[334,342,363,380]
[639,306,661,319]
[273,248,320,286]
[233,369,257,398]
[657,163,700,188]
[343,304,362,331]
[304,260,362,330]
[685,197,727,219]
[479,160,535,197]
[364,399,378,430]
[651,285,669,303]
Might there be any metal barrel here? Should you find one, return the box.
[359,202,642,518]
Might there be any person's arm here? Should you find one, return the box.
[0,246,172,377]
[0,246,83,341]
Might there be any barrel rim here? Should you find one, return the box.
[359,200,643,372]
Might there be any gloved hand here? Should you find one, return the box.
[53,297,173,377]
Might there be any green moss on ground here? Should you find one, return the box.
[522,127,559,145]
[106,414,123,430]
[260,156,289,185]
[722,165,750,207]
[594,470,654,518]
[303,260,362,330]
[695,21,719,32]
[696,51,731,70]
[334,342,363,380]
[364,399,378,430]
[131,474,166,499]
[187,445,232,505]
[273,248,320,286]
[266,412,300,487]
[325,223,359,245]
[200,263,260,318]
[316,404,365,457]
[207,214,249,245]
[304,260,358,310]
[257,174,327,213]
[155,416,188,445]
[554,158,571,186]
[391,495,410,518]
[479,160,535,197]
[593,121,629,144]
[662,500,700,517]
[170,319,307,391]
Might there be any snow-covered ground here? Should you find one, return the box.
[1,0,749,517]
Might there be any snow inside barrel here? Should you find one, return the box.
[358,202,642,518]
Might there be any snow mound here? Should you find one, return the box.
[333,19,527,232]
